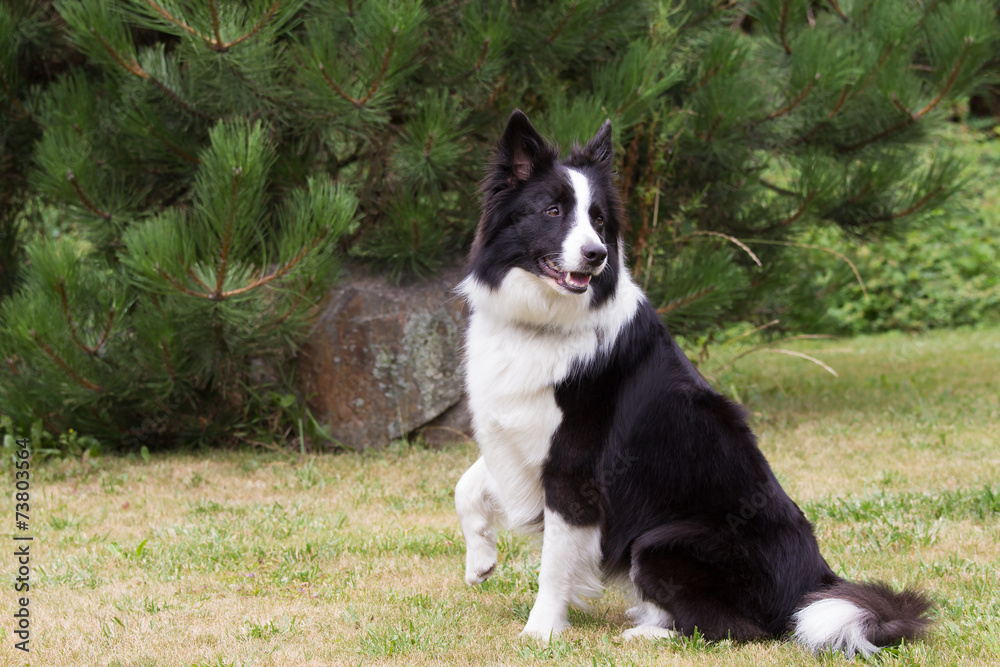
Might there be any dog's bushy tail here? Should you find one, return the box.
[791,580,932,658]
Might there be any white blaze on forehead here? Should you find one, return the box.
[562,168,604,272]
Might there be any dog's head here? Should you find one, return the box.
[467,110,623,313]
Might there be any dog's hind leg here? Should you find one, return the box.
[623,599,678,641]
[455,457,503,585]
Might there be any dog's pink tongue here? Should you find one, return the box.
[565,272,592,288]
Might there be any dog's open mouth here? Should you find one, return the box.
[539,258,592,293]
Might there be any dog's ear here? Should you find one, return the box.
[497,109,548,183]
[583,119,614,167]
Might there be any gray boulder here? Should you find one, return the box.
[300,267,471,450]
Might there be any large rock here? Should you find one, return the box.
[300,267,471,450]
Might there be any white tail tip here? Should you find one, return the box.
[792,598,879,658]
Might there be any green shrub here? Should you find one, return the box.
[775,132,1000,334]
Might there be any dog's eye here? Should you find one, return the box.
[594,214,605,228]
[545,205,560,217]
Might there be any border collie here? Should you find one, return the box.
[454,110,931,656]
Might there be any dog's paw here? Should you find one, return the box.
[519,621,564,644]
[464,542,498,586]
[622,626,678,642]
[520,609,568,644]
[464,560,496,586]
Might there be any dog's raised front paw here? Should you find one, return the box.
[464,542,497,586]
[464,560,496,586]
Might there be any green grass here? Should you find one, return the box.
[15,326,1000,666]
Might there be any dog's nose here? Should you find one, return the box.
[581,243,607,267]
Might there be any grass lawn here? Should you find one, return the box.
[11,326,1000,666]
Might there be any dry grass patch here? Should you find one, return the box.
[8,326,1000,666]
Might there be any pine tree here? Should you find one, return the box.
[0,0,996,449]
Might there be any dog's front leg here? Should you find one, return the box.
[520,507,603,643]
[455,457,503,585]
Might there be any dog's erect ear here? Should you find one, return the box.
[583,119,614,166]
[497,109,547,183]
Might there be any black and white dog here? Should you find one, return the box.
[454,110,931,656]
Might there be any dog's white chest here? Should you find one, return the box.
[464,312,599,526]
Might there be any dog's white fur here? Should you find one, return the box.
[792,598,879,658]
[561,168,606,275]
[456,169,645,641]
[520,510,604,641]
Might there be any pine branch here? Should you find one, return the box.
[827,84,851,117]
[364,31,397,106]
[853,44,896,100]
[315,62,354,105]
[759,179,799,197]
[845,183,871,204]
[892,185,944,219]
[93,306,115,356]
[208,0,223,47]
[317,30,396,108]
[221,1,281,51]
[55,280,89,355]
[447,38,491,83]
[547,4,578,44]
[148,77,213,119]
[219,232,326,298]
[91,28,211,119]
[619,124,644,205]
[777,190,818,227]
[230,66,286,106]
[30,330,104,392]
[656,286,716,315]
[0,64,30,119]
[185,264,213,292]
[158,230,326,302]
[767,76,817,120]
[274,277,314,324]
[584,0,630,42]
[91,28,149,79]
[778,0,792,55]
[214,168,243,299]
[474,37,490,71]
[838,43,967,154]
[159,341,176,382]
[687,63,723,94]
[826,0,848,21]
[913,44,967,120]
[157,264,214,298]
[699,113,725,143]
[687,0,739,28]
[148,126,201,164]
[144,0,279,51]
[66,171,112,220]
[791,84,850,145]
[143,0,209,42]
